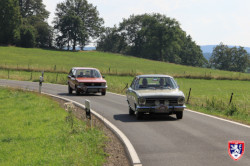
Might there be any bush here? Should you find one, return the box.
[225,104,238,116]
[19,25,36,48]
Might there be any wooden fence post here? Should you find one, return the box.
[229,93,234,105]
[30,72,32,80]
[187,88,192,104]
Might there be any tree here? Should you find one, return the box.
[18,0,51,48]
[34,22,53,48]
[210,43,249,72]
[0,0,22,45]
[19,0,49,21]
[97,27,127,53]
[19,24,36,47]
[97,13,206,67]
[54,0,104,50]
[179,35,207,66]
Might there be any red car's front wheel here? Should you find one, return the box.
[101,91,106,96]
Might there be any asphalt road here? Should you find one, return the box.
[1,79,249,166]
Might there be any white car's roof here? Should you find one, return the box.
[137,74,173,78]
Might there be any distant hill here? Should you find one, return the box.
[200,45,250,60]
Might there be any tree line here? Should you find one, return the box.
[0,0,52,48]
[0,0,103,49]
[96,13,207,67]
[209,43,249,72]
[0,0,249,72]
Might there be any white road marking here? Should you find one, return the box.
[185,109,250,128]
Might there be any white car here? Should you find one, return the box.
[126,75,186,120]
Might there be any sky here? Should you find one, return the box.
[43,0,250,47]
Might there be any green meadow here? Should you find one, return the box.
[1,46,250,80]
[0,87,107,165]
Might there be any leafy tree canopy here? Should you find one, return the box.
[210,43,249,72]
[53,0,104,50]
[19,0,49,21]
[0,0,22,45]
[97,13,207,67]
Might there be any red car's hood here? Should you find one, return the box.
[76,77,106,83]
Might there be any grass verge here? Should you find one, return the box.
[0,87,107,165]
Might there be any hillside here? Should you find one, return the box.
[0,46,249,80]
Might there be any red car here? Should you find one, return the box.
[67,67,107,95]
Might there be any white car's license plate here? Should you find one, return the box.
[156,105,168,112]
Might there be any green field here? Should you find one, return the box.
[1,46,250,80]
[0,87,107,165]
[0,46,249,124]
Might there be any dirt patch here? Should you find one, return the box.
[52,97,130,166]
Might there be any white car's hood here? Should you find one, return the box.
[136,89,185,98]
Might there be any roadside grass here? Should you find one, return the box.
[0,69,249,124]
[0,87,107,165]
[176,78,250,124]
[1,46,250,80]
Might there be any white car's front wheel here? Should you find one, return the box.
[129,107,134,115]
[176,112,183,119]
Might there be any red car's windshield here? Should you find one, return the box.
[75,69,101,78]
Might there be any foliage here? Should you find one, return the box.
[97,26,127,53]
[210,43,250,72]
[19,0,49,20]
[18,0,52,48]
[19,24,36,47]
[0,0,22,45]
[0,0,52,47]
[97,13,207,67]
[179,35,207,67]
[34,21,53,48]
[53,0,104,50]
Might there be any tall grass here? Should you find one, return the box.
[0,87,107,165]
[1,46,250,80]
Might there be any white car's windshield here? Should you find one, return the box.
[75,69,101,78]
[136,77,177,90]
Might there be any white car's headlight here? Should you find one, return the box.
[178,97,185,105]
[101,83,106,86]
[138,97,146,105]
